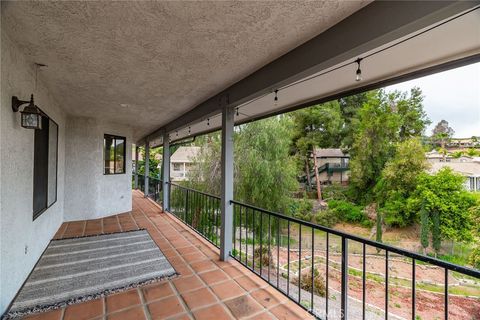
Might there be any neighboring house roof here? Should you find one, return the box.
[428,162,480,177]
[171,146,201,163]
[314,148,348,158]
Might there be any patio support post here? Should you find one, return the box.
[220,102,234,261]
[162,132,170,211]
[144,141,149,197]
[134,145,139,189]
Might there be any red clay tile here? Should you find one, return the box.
[246,311,276,320]
[235,275,266,292]
[64,298,103,320]
[147,296,184,319]
[210,280,246,301]
[181,287,217,310]
[198,269,229,285]
[172,275,204,293]
[251,289,282,309]
[224,295,263,318]
[106,289,141,313]
[143,282,175,302]
[190,259,218,273]
[192,304,232,320]
[270,303,309,320]
[222,265,246,279]
[107,306,146,320]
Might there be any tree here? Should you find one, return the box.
[431,209,441,256]
[348,90,401,201]
[420,202,429,255]
[338,92,368,151]
[395,87,430,141]
[407,168,476,244]
[291,101,344,200]
[375,138,430,226]
[431,120,454,160]
[188,117,297,214]
[235,117,298,213]
[349,89,430,202]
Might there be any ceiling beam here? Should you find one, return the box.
[139,1,479,144]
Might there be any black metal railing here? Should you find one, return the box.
[230,200,480,319]
[147,176,163,203]
[144,182,479,319]
[169,183,221,248]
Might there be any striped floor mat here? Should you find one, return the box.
[4,230,176,319]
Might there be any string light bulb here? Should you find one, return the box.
[188,126,191,135]
[355,58,362,81]
[176,131,178,137]
[236,108,239,117]
[207,118,210,126]
[274,89,278,106]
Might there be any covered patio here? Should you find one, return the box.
[1,1,479,319]
[27,191,312,320]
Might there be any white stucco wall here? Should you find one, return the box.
[0,30,66,314]
[63,116,132,222]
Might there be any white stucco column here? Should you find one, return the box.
[162,132,170,211]
[144,141,149,197]
[134,145,139,189]
[220,105,234,261]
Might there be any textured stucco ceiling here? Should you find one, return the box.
[1,1,370,140]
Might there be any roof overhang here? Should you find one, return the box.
[141,1,480,146]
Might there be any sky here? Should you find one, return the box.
[386,62,480,138]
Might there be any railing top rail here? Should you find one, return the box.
[230,199,480,278]
[169,182,221,200]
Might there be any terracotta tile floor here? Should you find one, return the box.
[24,190,314,320]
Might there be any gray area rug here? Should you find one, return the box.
[4,229,176,319]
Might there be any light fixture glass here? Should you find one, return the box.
[355,58,362,82]
[12,94,42,129]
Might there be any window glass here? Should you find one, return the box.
[104,134,126,174]
[47,120,58,206]
[33,114,58,220]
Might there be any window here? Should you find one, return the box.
[104,134,126,174]
[33,113,58,220]
[173,163,181,171]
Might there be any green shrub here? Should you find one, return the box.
[315,209,339,227]
[328,200,366,223]
[297,269,326,297]
[322,184,349,201]
[469,246,480,269]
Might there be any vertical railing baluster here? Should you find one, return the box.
[245,208,248,266]
[385,250,389,320]
[412,259,416,320]
[341,237,348,320]
[268,214,271,283]
[239,205,242,260]
[445,268,448,320]
[362,243,366,320]
[287,220,291,297]
[233,203,237,255]
[185,189,189,223]
[311,227,314,314]
[326,233,329,319]
[277,217,280,289]
[260,211,263,277]
[253,209,256,272]
[298,224,302,303]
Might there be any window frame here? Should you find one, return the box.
[103,134,126,175]
[33,110,59,221]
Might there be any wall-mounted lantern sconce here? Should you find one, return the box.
[12,94,43,129]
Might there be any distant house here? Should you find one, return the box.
[446,137,479,149]
[170,146,201,181]
[425,150,474,163]
[307,148,350,185]
[428,161,480,192]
